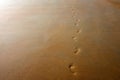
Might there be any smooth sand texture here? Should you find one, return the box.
[0,0,120,80]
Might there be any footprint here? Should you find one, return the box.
[76,29,82,34]
[69,64,76,72]
[72,36,77,41]
[74,48,81,55]
[68,63,78,76]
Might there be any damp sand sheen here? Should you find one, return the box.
[0,0,120,80]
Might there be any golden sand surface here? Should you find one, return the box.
[0,0,120,80]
